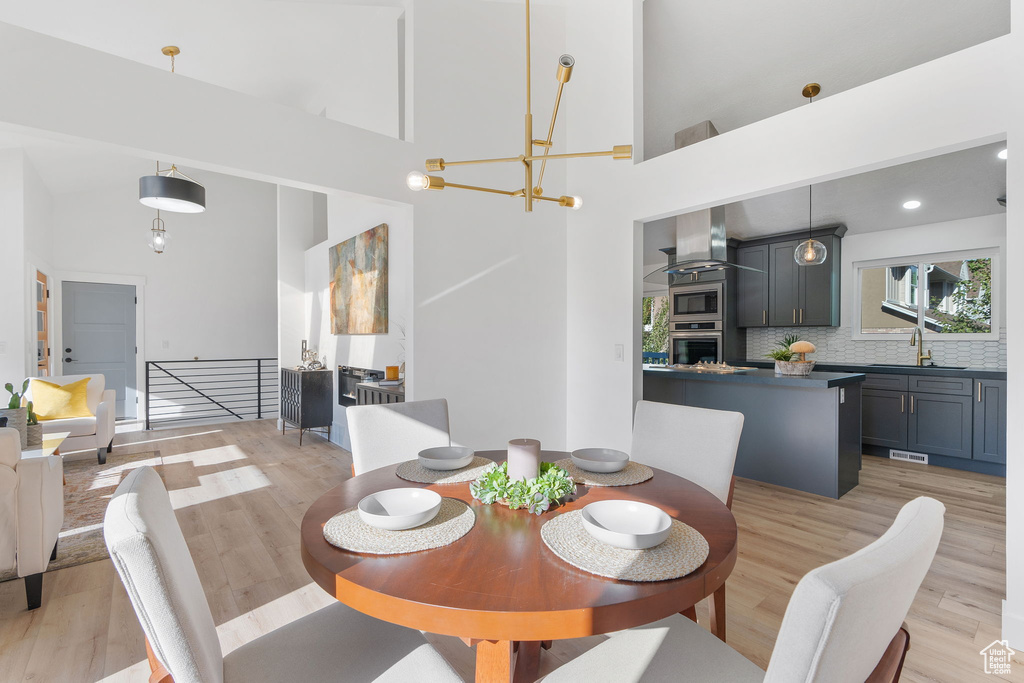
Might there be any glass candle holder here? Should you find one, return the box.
[385,365,400,381]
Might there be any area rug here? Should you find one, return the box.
[0,450,163,582]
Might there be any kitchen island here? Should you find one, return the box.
[644,366,865,498]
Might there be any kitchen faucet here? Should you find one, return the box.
[910,327,932,367]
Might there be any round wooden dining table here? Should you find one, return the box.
[301,450,738,683]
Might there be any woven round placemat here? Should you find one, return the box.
[323,498,475,555]
[395,456,496,484]
[541,510,709,582]
[553,459,654,487]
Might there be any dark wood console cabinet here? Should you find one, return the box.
[281,368,333,445]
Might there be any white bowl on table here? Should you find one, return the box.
[581,500,672,550]
[571,448,629,473]
[418,446,476,471]
[357,488,443,530]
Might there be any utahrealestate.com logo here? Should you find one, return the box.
[980,640,1014,675]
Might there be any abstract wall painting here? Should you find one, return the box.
[329,223,389,335]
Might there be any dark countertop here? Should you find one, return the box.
[733,360,1007,381]
[643,367,865,389]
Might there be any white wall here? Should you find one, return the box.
[1002,0,1023,648]
[0,150,27,384]
[278,186,322,370]
[22,158,53,376]
[406,0,569,450]
[302,194,412,449]
[564,0,640,451]
[50,168,278,363]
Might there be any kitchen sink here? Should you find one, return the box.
[868,363,967,370]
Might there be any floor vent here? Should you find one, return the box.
[890,449,928,465]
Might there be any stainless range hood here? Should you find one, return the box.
[643,120,761,285]
[643,205,762,284]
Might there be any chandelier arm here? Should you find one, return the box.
[444,182,521,197]
[435,155,524,168]
[524,148,627,162]
[533,80,566,192]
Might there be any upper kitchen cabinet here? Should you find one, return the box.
[735,244,770,327]
[736,227,844,328]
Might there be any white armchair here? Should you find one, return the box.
[0,427,64,610]
[25,374,116,464]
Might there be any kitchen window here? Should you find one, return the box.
[855,249,998,340]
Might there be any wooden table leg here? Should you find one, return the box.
[513,641,542,683]
[680,605,697,622]
[476,639,513,683]
[710,584,726,642]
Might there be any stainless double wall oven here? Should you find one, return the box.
[668,282,723,364]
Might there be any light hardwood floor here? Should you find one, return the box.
[0,419,1019,682]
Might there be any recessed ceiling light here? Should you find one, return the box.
[998,148,1008,160]
[902,200,922,210]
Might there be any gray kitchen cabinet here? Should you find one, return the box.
[736,244,770,327]
[769,240,801,326]
[974,379,1007,464]
[760,233,841,327]
[908,392,973,460]
[862,389,908,449]
[800,234,841,326]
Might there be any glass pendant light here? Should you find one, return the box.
[795,184,827,266]
[794,83,827,266]
[149,210,168,254]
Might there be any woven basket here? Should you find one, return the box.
[0,408,27,449]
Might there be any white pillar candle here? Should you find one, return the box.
[507,438,541,482]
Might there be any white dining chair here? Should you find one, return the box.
[347,398,451,476]
[631,400,744,506]
[544,496,945,683]
[103,466,462,683]
[630,399,744,639]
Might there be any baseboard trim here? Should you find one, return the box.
[1002,602,1024,649]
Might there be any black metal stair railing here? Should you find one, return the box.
[145,358,279,430]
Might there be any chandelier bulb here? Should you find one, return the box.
[406,171,428,191]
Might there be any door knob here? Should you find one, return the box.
[64,358,74,362]
[65,348,72,353]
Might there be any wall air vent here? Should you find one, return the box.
[889,449,928,465]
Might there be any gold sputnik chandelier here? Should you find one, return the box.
[406,0,632,212]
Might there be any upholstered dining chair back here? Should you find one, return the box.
[104,466,224,683]
[630,400,744,504]
[763,496,945,683]
[347,399,451,476]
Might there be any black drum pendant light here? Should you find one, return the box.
[138,47,206,214]
[139,164,206,213]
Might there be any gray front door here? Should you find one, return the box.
[61,281,137,419]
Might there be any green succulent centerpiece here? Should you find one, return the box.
[470,461,575,515]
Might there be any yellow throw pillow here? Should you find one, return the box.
[29,377,94,420]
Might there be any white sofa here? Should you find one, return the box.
[0,427,64,610]
[26,374,116,464]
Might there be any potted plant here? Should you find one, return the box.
[2,380,29,449]
[766,336,817,376]
[25,401,42,449]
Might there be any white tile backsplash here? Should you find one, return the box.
[746,327,1006,369]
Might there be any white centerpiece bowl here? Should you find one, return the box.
[571,448,629,473]
[418,446,476,471]
[357,488,443,530]
[581,500,672,549]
